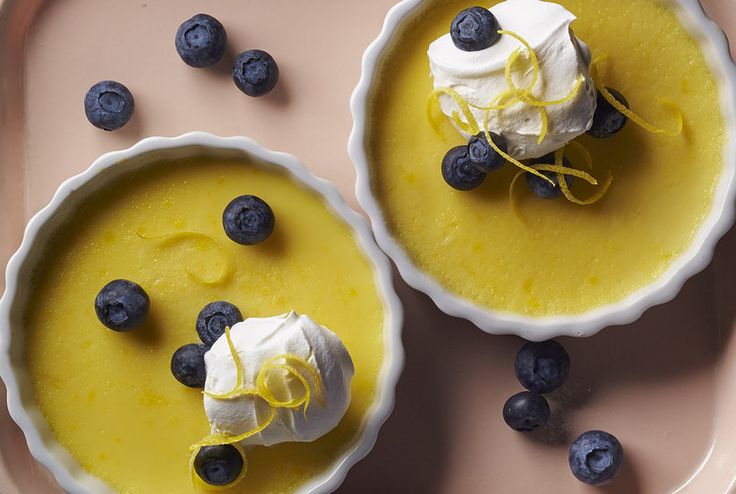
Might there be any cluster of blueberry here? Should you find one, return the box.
[84,13,279,131]
[92,195,275,486]
[440,7,631,197]
[504,340,624,486]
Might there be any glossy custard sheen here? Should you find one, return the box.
[23,157,385,494]
[367,0,724,316]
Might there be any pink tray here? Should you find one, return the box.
[1,0,736,492]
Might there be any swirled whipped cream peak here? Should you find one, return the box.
[428,0,596,159]
[203,311,354,447]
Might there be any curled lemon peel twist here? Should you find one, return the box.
[427,30,585,175]
[134,230,232,285]
[190,324,325,487]
[590,56,683,137]
[509,142,612,221]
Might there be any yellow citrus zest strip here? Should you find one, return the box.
[499,31,540,95]
[524,76,585,107]
[532,164,598,185]
[189,441,248,491]
[482,111,554,185]
[553,146,611,205]
[427,87,480,138]
[192,407,277,450]
[537,107,549,144]
[134,230,232,285]
[590,56,683,136]
[565,140,593,170]
[203,325,243,399]
[509,169,527,223]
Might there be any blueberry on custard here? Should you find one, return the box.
[196,301,243,347]
[194,444,244,486]
[526,153,574,199]
[587,87,630,139]
[451,7,502,52]
[441,146,486,190]
[94,279,149,331]
[171,343,208,388]
[468,131,507,172]
[222,195,275,245]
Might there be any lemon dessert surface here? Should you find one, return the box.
[366,0,723,316]
[23,156,385,493]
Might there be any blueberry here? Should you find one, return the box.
[84,81,134,131]
[171,343,208,388]
[515,340,571,394]
[232,49,279,97]
[222,195,275,245]
[94,279,149,331]
[450,7,501,52]
[441,146,486,190]
[587,87,629,139]
[193,444,244,486]
[526,152,574,199]
[502,391,550,432]
[468,131,507,172]
[569,430,624,485]
[196,301,243,347]
[175,14,227,68]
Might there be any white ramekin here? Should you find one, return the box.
[349,0,736,341]
[0,132,404,494]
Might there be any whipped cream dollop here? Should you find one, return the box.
[428,0,596,159]
[203,311,354,447]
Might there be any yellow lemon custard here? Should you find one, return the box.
[23,156,385,493]
[365,0,724,316]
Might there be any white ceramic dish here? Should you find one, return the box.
[0,132,404,494]
[349,0,736,341]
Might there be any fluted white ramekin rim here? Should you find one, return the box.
[0,132,405,494]
[348,0,736,341]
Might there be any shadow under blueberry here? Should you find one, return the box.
[126,302,165,347]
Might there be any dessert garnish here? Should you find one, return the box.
[84,80,135,131]
[569,430,624,485]
[233,49,280,97]
[502,391,551,432]
[171,343,208,388]
[587,86,630,139]
[442,145,486,190]
[94,279,149,331]
[136,230,233,285]
[426,1,685,214]
[190,312,354,488]
[175,13,228,68]
[450,6,501,52]
[193,444,246,487]
[196,300,244,347]
[222,194,276,245]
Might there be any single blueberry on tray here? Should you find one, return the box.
[468,131,507,172]
[196,301,244,347]
[84,81,135,131]
[194,444,244,486]
[515,340,571,394]
[233,49,279,97]
[222,194,275,245]
[587,87,630,139]
[569,430,624,485]
[451,6,502,52]
[442,145,486,190]
[502,391,550,432]
[94,279,149,331]
[175,13,228,68]
[526,153,574,199]
[171,343,208,388]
